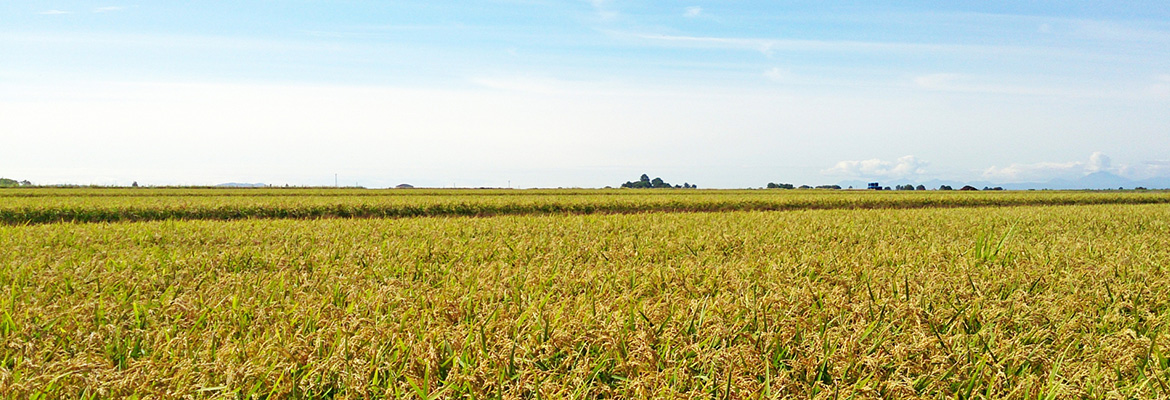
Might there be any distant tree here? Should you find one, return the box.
[621,174,686,189]
[621,178,648,188]
[915,185,926,191]
[939,185,953,191]
[798,185,812,189]
[815,185,841,189]
[895,184,915,191]
[132,181,139,188]
[960,185,978,191]
[1136,187,1148,191]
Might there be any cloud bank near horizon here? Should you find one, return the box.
[822,152,1170,185]
[823,156,928,180]
[983,152,1170,183]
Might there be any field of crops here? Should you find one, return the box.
[1,188,1169,225]
[3,189,1170,398]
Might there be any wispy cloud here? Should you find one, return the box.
[684,6,702,18]
[590,0,618,21]
[39,10,70,15]
[93,6,124,13]
[623,32,1072,59]
[1069,19,1170,43]
[1119,160,1170,180]
[982,152,1114,182]
[304,24,464,39]
[0,32,348,53]
[823,156,927,179]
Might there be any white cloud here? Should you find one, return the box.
[1087,151,1111,173]
[982,152,1117,182]
[684,7,702,18]
[982,161,1082,182]
[39,10,70,15]
[93,6,123,13]
[1116,160,1170,181]
[823,156,927,179]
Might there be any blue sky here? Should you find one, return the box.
[2,1,1168,187]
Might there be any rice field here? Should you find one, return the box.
[2,189,1170,398]
[1,188,1168,225]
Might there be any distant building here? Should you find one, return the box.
[867,182,881,190]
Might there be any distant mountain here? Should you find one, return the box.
[997,172,1170,190]
[216,182,268,188]
[836,172,1170,191]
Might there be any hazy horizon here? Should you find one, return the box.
[3,2,1168,188]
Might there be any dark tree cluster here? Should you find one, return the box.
[0,178,32,188]
[621,174,695,189]
[766,183,840,189]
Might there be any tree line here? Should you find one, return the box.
[0,178,32,188]
[621,174,696,189]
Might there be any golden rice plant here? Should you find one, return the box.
[0,191,1168,398]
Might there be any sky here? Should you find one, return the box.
[2,1,1168,188]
